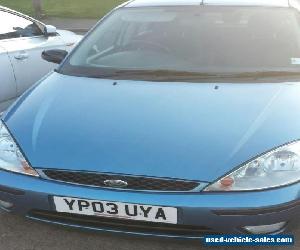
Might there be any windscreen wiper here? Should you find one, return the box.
[87,70,300,82]
[97,70,227,81]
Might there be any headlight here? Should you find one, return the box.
[204,141,300,192]
[0,120,39,177]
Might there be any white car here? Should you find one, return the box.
[0,6,82,111]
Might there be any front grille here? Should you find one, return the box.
[42,170,200,192]
[29,210,216,238]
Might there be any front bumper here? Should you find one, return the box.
[0,170,299,239]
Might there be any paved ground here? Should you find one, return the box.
[43,17,97,33]
[0,210,299,250]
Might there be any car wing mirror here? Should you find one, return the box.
[42,49,68,64]
[44,25,57,36]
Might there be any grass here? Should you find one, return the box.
[0,0,126,18]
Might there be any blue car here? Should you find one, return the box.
[0,0,299,239]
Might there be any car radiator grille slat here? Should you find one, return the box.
[41,170,200,192]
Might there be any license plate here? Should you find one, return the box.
[53,196,178,224]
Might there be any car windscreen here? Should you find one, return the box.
[59,6,300,82]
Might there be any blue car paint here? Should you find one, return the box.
[3,72,300,182]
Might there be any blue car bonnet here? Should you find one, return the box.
[3,72,300,182]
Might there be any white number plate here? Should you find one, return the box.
[53,196,178,224]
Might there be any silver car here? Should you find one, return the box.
[0,6,82,111]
